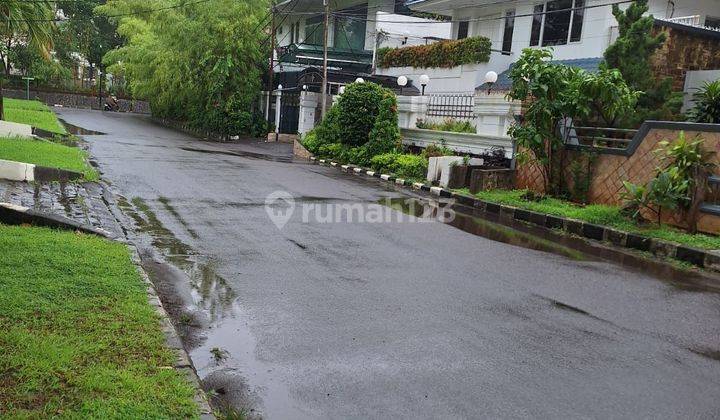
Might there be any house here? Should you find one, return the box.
[272,0,452,91]
[267,0,451,135]
[376,0,720,94]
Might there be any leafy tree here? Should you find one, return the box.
[55,0,122,86]
[567,68,640,127]
[508,48,638,195]
[506,49,576,194]
[0,0,55,119]
[97,0,269,136]
[687,80,720,124]
[602,0,679,126]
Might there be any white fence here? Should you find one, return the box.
[289,90,521,157]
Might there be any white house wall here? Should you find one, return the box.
[375,11,452,48]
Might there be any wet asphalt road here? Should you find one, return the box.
[58,109,720,419]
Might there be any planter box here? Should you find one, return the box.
[469,168,515,193]
[447,165,485,189]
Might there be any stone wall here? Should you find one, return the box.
[652,21,720,91]
[3,89,150,114]
[516,122,720,234]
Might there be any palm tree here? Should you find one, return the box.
[0,0,55,119]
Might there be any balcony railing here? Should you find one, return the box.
[657,15,720,32]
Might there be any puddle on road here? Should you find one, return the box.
[180,146,293,163]
[115,194,300,418]
[116,196,238,339]
[59,119,106,135]
[384,197,720,292]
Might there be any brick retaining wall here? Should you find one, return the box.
[516,122,720,234]
[652,20,720,91]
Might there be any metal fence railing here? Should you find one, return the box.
[427,93,475,120]
[568,126,638,151]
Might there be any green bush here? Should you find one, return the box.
[378,36,491,69]
[370,152,428,180]
[310,81,400,165]
[687,80,720,123]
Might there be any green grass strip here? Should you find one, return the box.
[3,98,66,134]
[0,224,199,418]
[0,136,98,181]
[457,188,720,250]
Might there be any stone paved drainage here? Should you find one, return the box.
[384,197,720,292]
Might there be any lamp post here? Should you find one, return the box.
[484,71,498,95]
[419,74,430,95]
[397,75,407,95]
[21,77,35,100]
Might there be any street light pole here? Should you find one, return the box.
[21,77,34,100]
[320,0,329,118]
[267,4,277,123]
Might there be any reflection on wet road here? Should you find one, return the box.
[58,109,720,419]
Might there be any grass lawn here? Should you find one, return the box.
[0,136,98,181]
[457,188,720,250]
[0,224,199,418]
[3,98,66,134]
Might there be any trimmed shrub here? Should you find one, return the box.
[416,118,476,134]
[378,36,491,69]
[370,152,428,180]
[311,81,401,165]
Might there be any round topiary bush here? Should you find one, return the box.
[334,82,394,147]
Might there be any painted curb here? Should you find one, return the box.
[0,158,83,183]
[0,202,113,237]
[308,155,720,273]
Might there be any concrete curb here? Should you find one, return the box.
[0,158,83,182]
[0,202,113,237]
[127,246,215,420]
[310,157,720,273]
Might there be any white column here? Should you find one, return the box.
[274,86,282,135]
[298,91,320,134]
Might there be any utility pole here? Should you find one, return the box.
[266,3,277,123]
[320,0,329,117]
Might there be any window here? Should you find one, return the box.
[502,9,515,54]
[530,0,584,46]
[304,16,324,45]
[706,16,720,29]
[570,0,584,42]
[457,20,469,40]
[530,4,544,46]
[333,4,368,50]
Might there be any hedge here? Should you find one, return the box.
[377,36,492,69]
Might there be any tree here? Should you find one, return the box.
[0,0,55,119]
[97,0,269,136]
[507,48,638,195]
[54,0,121,89]
[602,0,679,126]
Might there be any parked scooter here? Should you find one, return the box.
[104,94,119,111]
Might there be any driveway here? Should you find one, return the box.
[58,109,720,419]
